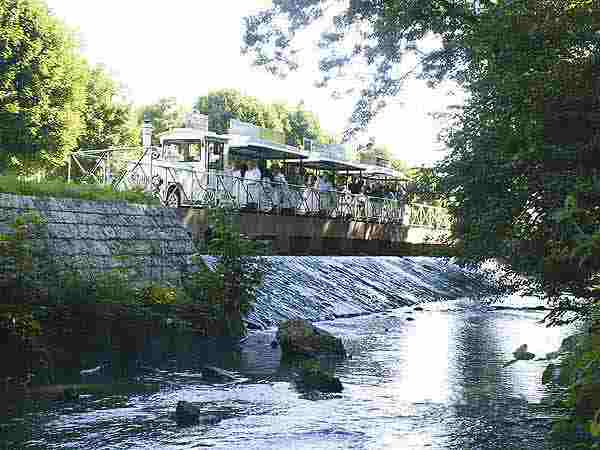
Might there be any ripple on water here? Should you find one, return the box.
[0,258,581,449]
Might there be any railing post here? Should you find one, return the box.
[67,156,72,184]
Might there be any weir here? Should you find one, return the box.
[247,256,494,328]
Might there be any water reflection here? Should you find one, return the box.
[1,298,578,449]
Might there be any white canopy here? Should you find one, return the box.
[158,128,228,145]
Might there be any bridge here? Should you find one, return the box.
[69,118,453,255]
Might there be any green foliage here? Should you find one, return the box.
[548,329,600,448]
[0,175,159,204]
[136,97,186,144]
[0,1,139,174]
[78,65,139,150]
[183,207,268,336]
[0,0,89,172]
[195,89,333,147]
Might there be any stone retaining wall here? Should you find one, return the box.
[0,193,196,283]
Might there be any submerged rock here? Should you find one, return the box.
[175,401,200,426]
[276,320,346,358]
[174,401,230,427]
[201,366,239,383]
[513,344,535,361]
[298,368,343,393]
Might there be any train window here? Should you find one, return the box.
[207,140,224,171]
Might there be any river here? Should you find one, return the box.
[0,257,580,449]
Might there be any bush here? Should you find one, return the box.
[182,207,269,336]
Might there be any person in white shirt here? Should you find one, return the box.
[244,160,262,208]
[271,164,289,210]
[229,161,243,207]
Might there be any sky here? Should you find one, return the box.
[46,0,464,167]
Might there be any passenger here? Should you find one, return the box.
[303,175,319,214]
[244,160,262,209]
[271,164,290,211]
[349,177,361,195]
[230,161,244,207]
[318,174,332,214]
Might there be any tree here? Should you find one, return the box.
[196,89,333,147]
[436,1,600,324]
[243,0,481,139]
[285,101,331,147]
[0,0,89,172]
[136,97,186,144]
[77,65,138,150]
[243,1,600,324]
[196,89,277,135]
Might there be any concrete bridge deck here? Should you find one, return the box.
[178,208,456,257]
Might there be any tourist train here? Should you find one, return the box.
[69,112,449,228]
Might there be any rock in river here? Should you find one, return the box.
[201,366,239,383]
[276,319,346,358]
[175,401,224,427]
[513,344,535,361]
[175,401,201,426]
[298,368,343,393]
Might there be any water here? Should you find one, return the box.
[0,258,578,449]
[249,256,497,328]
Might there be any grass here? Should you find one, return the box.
[0,175,159,205]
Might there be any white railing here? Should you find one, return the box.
[71,149,450,228]
[116,161,448,228]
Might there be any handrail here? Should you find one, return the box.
[111,161,450,228]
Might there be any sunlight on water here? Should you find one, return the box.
[0,258,579,449]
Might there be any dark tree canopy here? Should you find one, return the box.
[244,0,600,324]
[243,0,481,137]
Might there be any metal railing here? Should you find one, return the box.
[118,161,449,228]
[70,149,451,228]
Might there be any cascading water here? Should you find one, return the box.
[247,256,497,328]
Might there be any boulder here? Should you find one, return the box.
[513,344,535,361]
[201,366,239,383]
[542,363,560,385]
[297,366,343,393]
[276,320,346,358]
[559,334,582,353]
[413,306,424,312]
[406,317,415,322]
[175,401,200,427]
[174,401,230,427]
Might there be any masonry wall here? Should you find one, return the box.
[0,193,197,283]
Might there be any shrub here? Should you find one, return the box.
[182,207,269,336]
